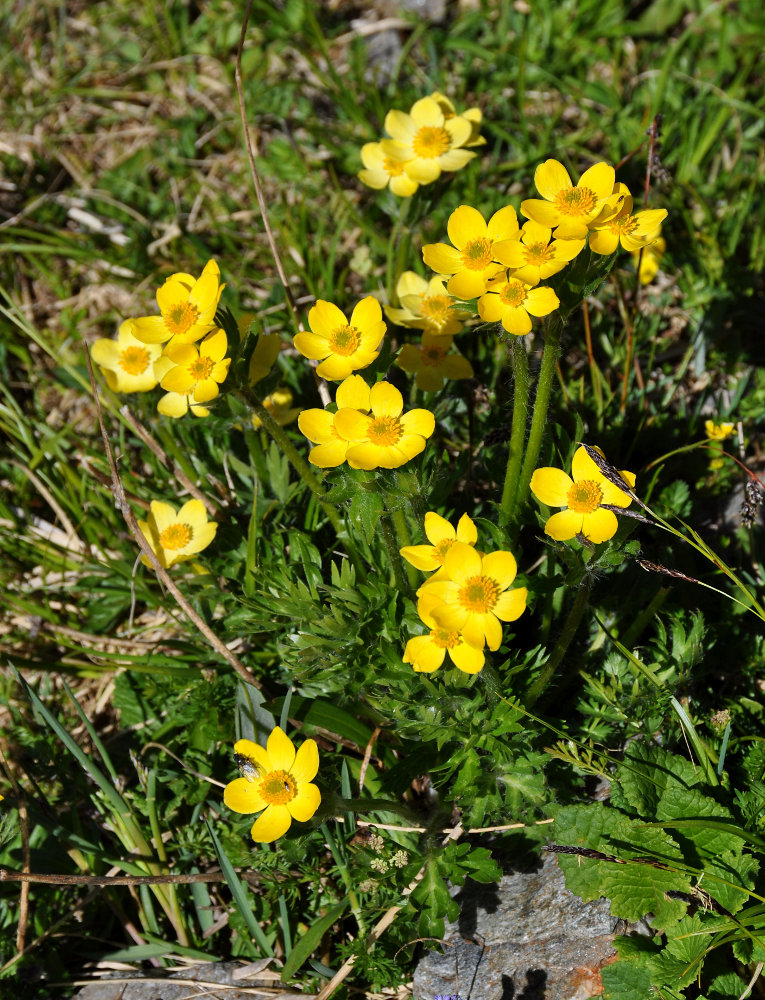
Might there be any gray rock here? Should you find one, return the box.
[73,960,289,1000]
[413,852,618,1000]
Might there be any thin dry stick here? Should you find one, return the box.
[0,749,30,956]
[83,345,260,689]
[235,0,300,330]
[356,818,555,834]
[119,405,222,514]
[0,869,260,887]
[358,727,381,795]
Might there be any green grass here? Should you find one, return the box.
[1,0,765,997]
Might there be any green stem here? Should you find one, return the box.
[386,197,411,304]
[515,313,564,519]
[391,506,418,590]
[380,513,410,596]
[499,335,530,527]
[524,575,592,708]
[245,394,367,582]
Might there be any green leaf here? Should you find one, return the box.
[601,957,654,1000]
[348,489,385,546]
[651,913,710,988]
[703,850,759,913]
[655,787,739,854]
[206,820,273,957]
[281,898,349,981]
[616,743,701,819]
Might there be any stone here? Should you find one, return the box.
[412,852,618,1000]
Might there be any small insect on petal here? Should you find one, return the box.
[234,753,259,782]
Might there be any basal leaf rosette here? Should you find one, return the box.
[478,272,559,336]
[421,542,528,651]
[400,511,478,574]
[294,297,385,381]
[397,333,474,392]
[91,320,163,393]
[334,380,435,470]
[403,589,485,674]
[132,259,224,347]
[530,445,636,543]
[385,272,472,337]
[422,204,520,300]
[138,499,217,569]
[381,96,476,185]
[521,160,618,240]
[298,374,371,468]
[223,727,320,843]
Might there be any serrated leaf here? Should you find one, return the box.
[601,957,654,1000]
[655,786,738,854]
[652,913,709,987]
[617,743,701,819]
[348,489,385,545]
[703,850,759,913]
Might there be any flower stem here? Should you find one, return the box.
[499,335,530,528]
[386,197,411,304]
[391,506,418,590]
[514,313,564,520]
[523,575,592,708]
[245,394,367,581]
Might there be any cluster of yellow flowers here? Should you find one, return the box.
[92,261,230,417]
[358,92,484,198]
[420,160,667,334]
[401,513,528,674]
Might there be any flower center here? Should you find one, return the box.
[499,279,528,307]
[412,125,450,159]
[329,324,361,357]
[610,213,638,236]
[523,241,554,265]
[420,294,455,327]
[567,479,603,513]
[431,627,462,650]
[368,415,403,447]
[188,356,214,380]
[159,522,192,550]
[422,344,447,366]
[164,300,199,337]
[259,769,297,805]
[119,345,150,375]
[553,185,597,217]
[461,237,493,271]
[433,538,455,563]
[457,574,501,613]
[383,156,405,177]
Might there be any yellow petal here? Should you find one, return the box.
[336,375,371,411]
[524,287,559,317]
[288,781,321,822]
[455,513,478,545]
[423,512,456,545]
[400,408,435,438]
[369,381,403,417]
[579,162,615,200]
[422,242,463,275]
[298,409,335,444]
[448,641,485,673]
[291,739,319,784]
[447,205,487,249]
[308,300,348,340]
[250,804,292,843]
[403,635,445,672]
[581,507,619,543]
[545,509,583,540]
[266,727,296,772]
[493,587,528,623]
[531,467,574,507]
[487,205,519,241]
[481,550,517,589]
[400,544,441,572]
[224,777,267,814]
[308,441,348,468]
[443,540,481,583]
[535,159,572,200]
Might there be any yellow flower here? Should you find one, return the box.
[422,205,520,299]
[334,380,435,470]
[530,445,635,544]
[632,224,666,284]
[419,542,528,651]
[249,332,283,385]
[138,499,217,569]
[478,272,559,336]
[359,141,419,197]
[397,333,474,392]
[493,220,585,285]
[400,511,478,572]
[521,160,618,240]
[91,320,163,393]
[223,727,320,843]
[131,260,224,347]
[385,272,472,337]
[588,184,668,255]
[403,589,485,674]
[298,374,370,468]
[294,297,385,381]
[705,420,735,442]
[252,388,301,429]
[428,91,485,147]
[381,96,477,185]
[156,328,231,417]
